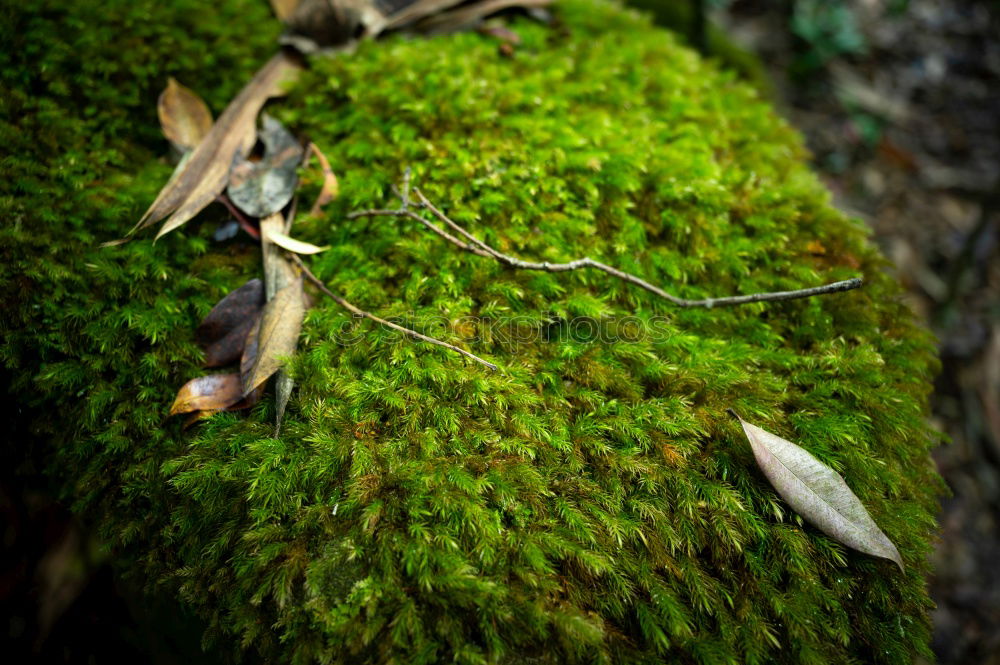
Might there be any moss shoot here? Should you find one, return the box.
[1,0,942,663]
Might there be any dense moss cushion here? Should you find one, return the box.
[1,0,943,663]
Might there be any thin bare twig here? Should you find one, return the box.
[215,193,260,240]
[349,182,864,308]
[290,254,497,371]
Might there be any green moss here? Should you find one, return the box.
[2,1,942,663]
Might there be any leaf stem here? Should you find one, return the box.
[215,193,260,240]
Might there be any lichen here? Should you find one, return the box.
[1,1,943,663]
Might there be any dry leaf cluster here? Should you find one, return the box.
[150,74,333,432]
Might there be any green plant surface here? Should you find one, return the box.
[1,1,943,663]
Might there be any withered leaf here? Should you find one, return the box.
[382,0,468,31]
[732,412,904,571]
[260,213,298,299]
[304,142,338,216]
[197,279,265,367]
[180,384,265,427]
[240,312,262,384]
[227,114,303,219]
[259,213,303,432]
[263,228,329,255]
[477,23,522,45]
[169,374,244,415]
[269,0,302,21]
[242,278,306,396]
[413,0,552,35]
[133,51,301,240]
[158,77,213,153]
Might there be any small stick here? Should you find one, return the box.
[350,181,864,308]
[215,193,260,240]
[290,254,497,371]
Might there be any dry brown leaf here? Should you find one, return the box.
[382,0,468,31]
[732,411,904,571]
[197,279,265,367]
[414,0,552,35]
[181,384,265,427]
[304,142,339,216]
[169,374,245,415]
[240,312,262,384]
[158,78,213,152]
[242,278,306,396]
[263,228,329,255]
[261,214,299,299]
[269,0,303,21]
[132,51,301,239]
[477,23,522,44]
[259,213,303,432]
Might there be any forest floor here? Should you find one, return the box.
[715,1,1000,662]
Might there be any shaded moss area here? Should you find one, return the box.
[1,1,943,663]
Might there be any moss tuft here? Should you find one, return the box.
[2,1,942,663]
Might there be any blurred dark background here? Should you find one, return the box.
[708,2,1000,662]
[3,1,998,663]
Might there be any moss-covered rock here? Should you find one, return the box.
[1,1,943,663]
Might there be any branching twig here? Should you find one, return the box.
[349,180,864,308]
[290,254,498,371]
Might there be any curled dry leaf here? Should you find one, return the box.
[227,114,304,218]
[732,411,904,571]
[263,228,329,254]
[269,0,302,21]
[157,77,213,152]
[132,51,301,240]
[179,384,265,428]
[169,374,245,415]
[196,279,266,367]
[242,278,306,396]
[303,142,338,216]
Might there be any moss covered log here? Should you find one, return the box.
[1,0,943,663]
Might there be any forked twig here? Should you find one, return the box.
[290,254,497,371]
[349,177,864,308]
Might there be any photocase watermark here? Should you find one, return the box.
[327,312,676,348]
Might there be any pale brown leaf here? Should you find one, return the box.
[304,142,338,216]
[260,214,299,299]
[263,228,329,254]
[259,213,303,432]
[238,288,294,432]
[412,0,553,35]
[169,374,244,415]
[132,51,301,239]
[269,0,302,21]
[157,78,213,152]
[242,278,305,396]
[240,312,261,386]
[181,384,265,428]
[733,412,904,571]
